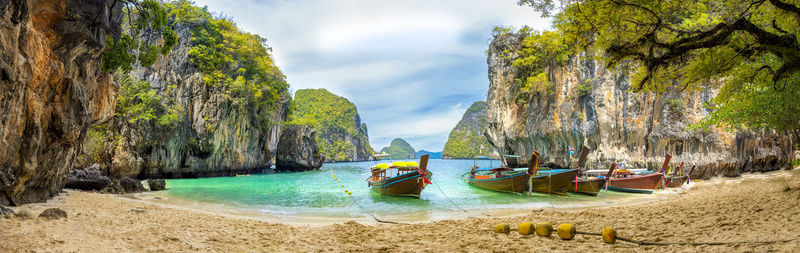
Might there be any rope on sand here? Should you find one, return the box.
[329,169,405,225]
[430,174,492,218]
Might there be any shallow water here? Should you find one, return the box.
[160,159,654,220]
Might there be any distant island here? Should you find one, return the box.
[380,138,415,159]
[415,150,442,159]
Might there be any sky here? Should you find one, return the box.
[193,0,552,151]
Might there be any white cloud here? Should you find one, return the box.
[193,0,553,151]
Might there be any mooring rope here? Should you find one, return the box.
[430,174,492,217]
[329,169,405,224]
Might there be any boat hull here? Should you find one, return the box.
[572,178,606,196]
[368,171,425,198]
[607,173,664,194]
[467,172,529,194]
[467,169,579,196]
[663,175,689,188]
[529,169,580,196]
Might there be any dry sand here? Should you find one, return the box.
[2,169,800,252]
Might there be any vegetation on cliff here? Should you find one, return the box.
[380,138,416,159]
[80,0,290,177]
[102,0,177,73]
[517,0,800,132]
[442,101,496,159]
[287,89,374,162]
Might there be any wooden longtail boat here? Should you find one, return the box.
[568,147,616,196]
[367,154,431,198]
[662,159,689,188]
[467,152,579,195]
[606,172,664,193]
[574,163,617,196]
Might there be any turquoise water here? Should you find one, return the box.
[163,159,639,218]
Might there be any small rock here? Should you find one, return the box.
[120,177,146,193]
[38,208,67,220]
[65,164,111,191]
[147,179,166,191]
[132,209,148,214]
[14,209,33,220]
[1,205,15,218]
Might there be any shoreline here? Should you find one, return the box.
[2,169,799,252]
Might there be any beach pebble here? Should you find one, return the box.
[39,208,67,220]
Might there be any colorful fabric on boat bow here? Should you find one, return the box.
[418,168,432,187]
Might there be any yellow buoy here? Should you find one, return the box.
[535,222,553,237]
[556,224,576,240]
[602,227,617,244]
[340,185,344,188]
[347,192,351,195]
[518,222,534,235]
[494,223,511,234]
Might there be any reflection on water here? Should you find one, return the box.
[158,159,662,218]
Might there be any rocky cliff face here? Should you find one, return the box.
[290,89,373,162]
[77,3,290,179]
[275,125,322,172]
[442,101,499,159]
[0,0,121,205]
[485,33,796,178]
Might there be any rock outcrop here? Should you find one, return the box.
[276,125,323,172]
[380,138,416,159]
[77,2,290,179]
[0,0,122,205]
[65,164,111,191]
[147,179,165,191]
[38,208,67,220]
[442,101,499,159]
[290,89,374,162]
[484,32,796,178]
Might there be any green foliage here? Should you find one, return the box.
[520,0,800,131]
[665,99,686,117]
[381,138,415,159]
[114,72,182,127]
[793,159,800,168]
[442,101,495,159]
[577,112,585,120]
[102,0,177,73]
[508,29,569,104]
[164,0,288,116]
[86,124,109,162]
[577,79,593,97]
[288,88,374,161]
[102,34,137,72]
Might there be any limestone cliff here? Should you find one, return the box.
[76,2,290,179]
[275,125,323,172]
[485,32,796,178]
[0,0,121,205]
[442,101,499,159]
[289,88,373,162]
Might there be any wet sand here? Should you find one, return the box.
[2,169,799,252]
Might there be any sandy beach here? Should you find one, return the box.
[2,169,799,252]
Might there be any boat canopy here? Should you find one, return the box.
[475,156,491,160]
[503,155,521,158]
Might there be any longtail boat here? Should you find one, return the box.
[467,152,579,195]
[604,155,672,194]
[367,154,431,198]
[569,147,617,196]
[662,159,689,188]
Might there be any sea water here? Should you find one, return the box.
[162,159,650,219]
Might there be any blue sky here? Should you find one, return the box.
[193,0,552,151]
